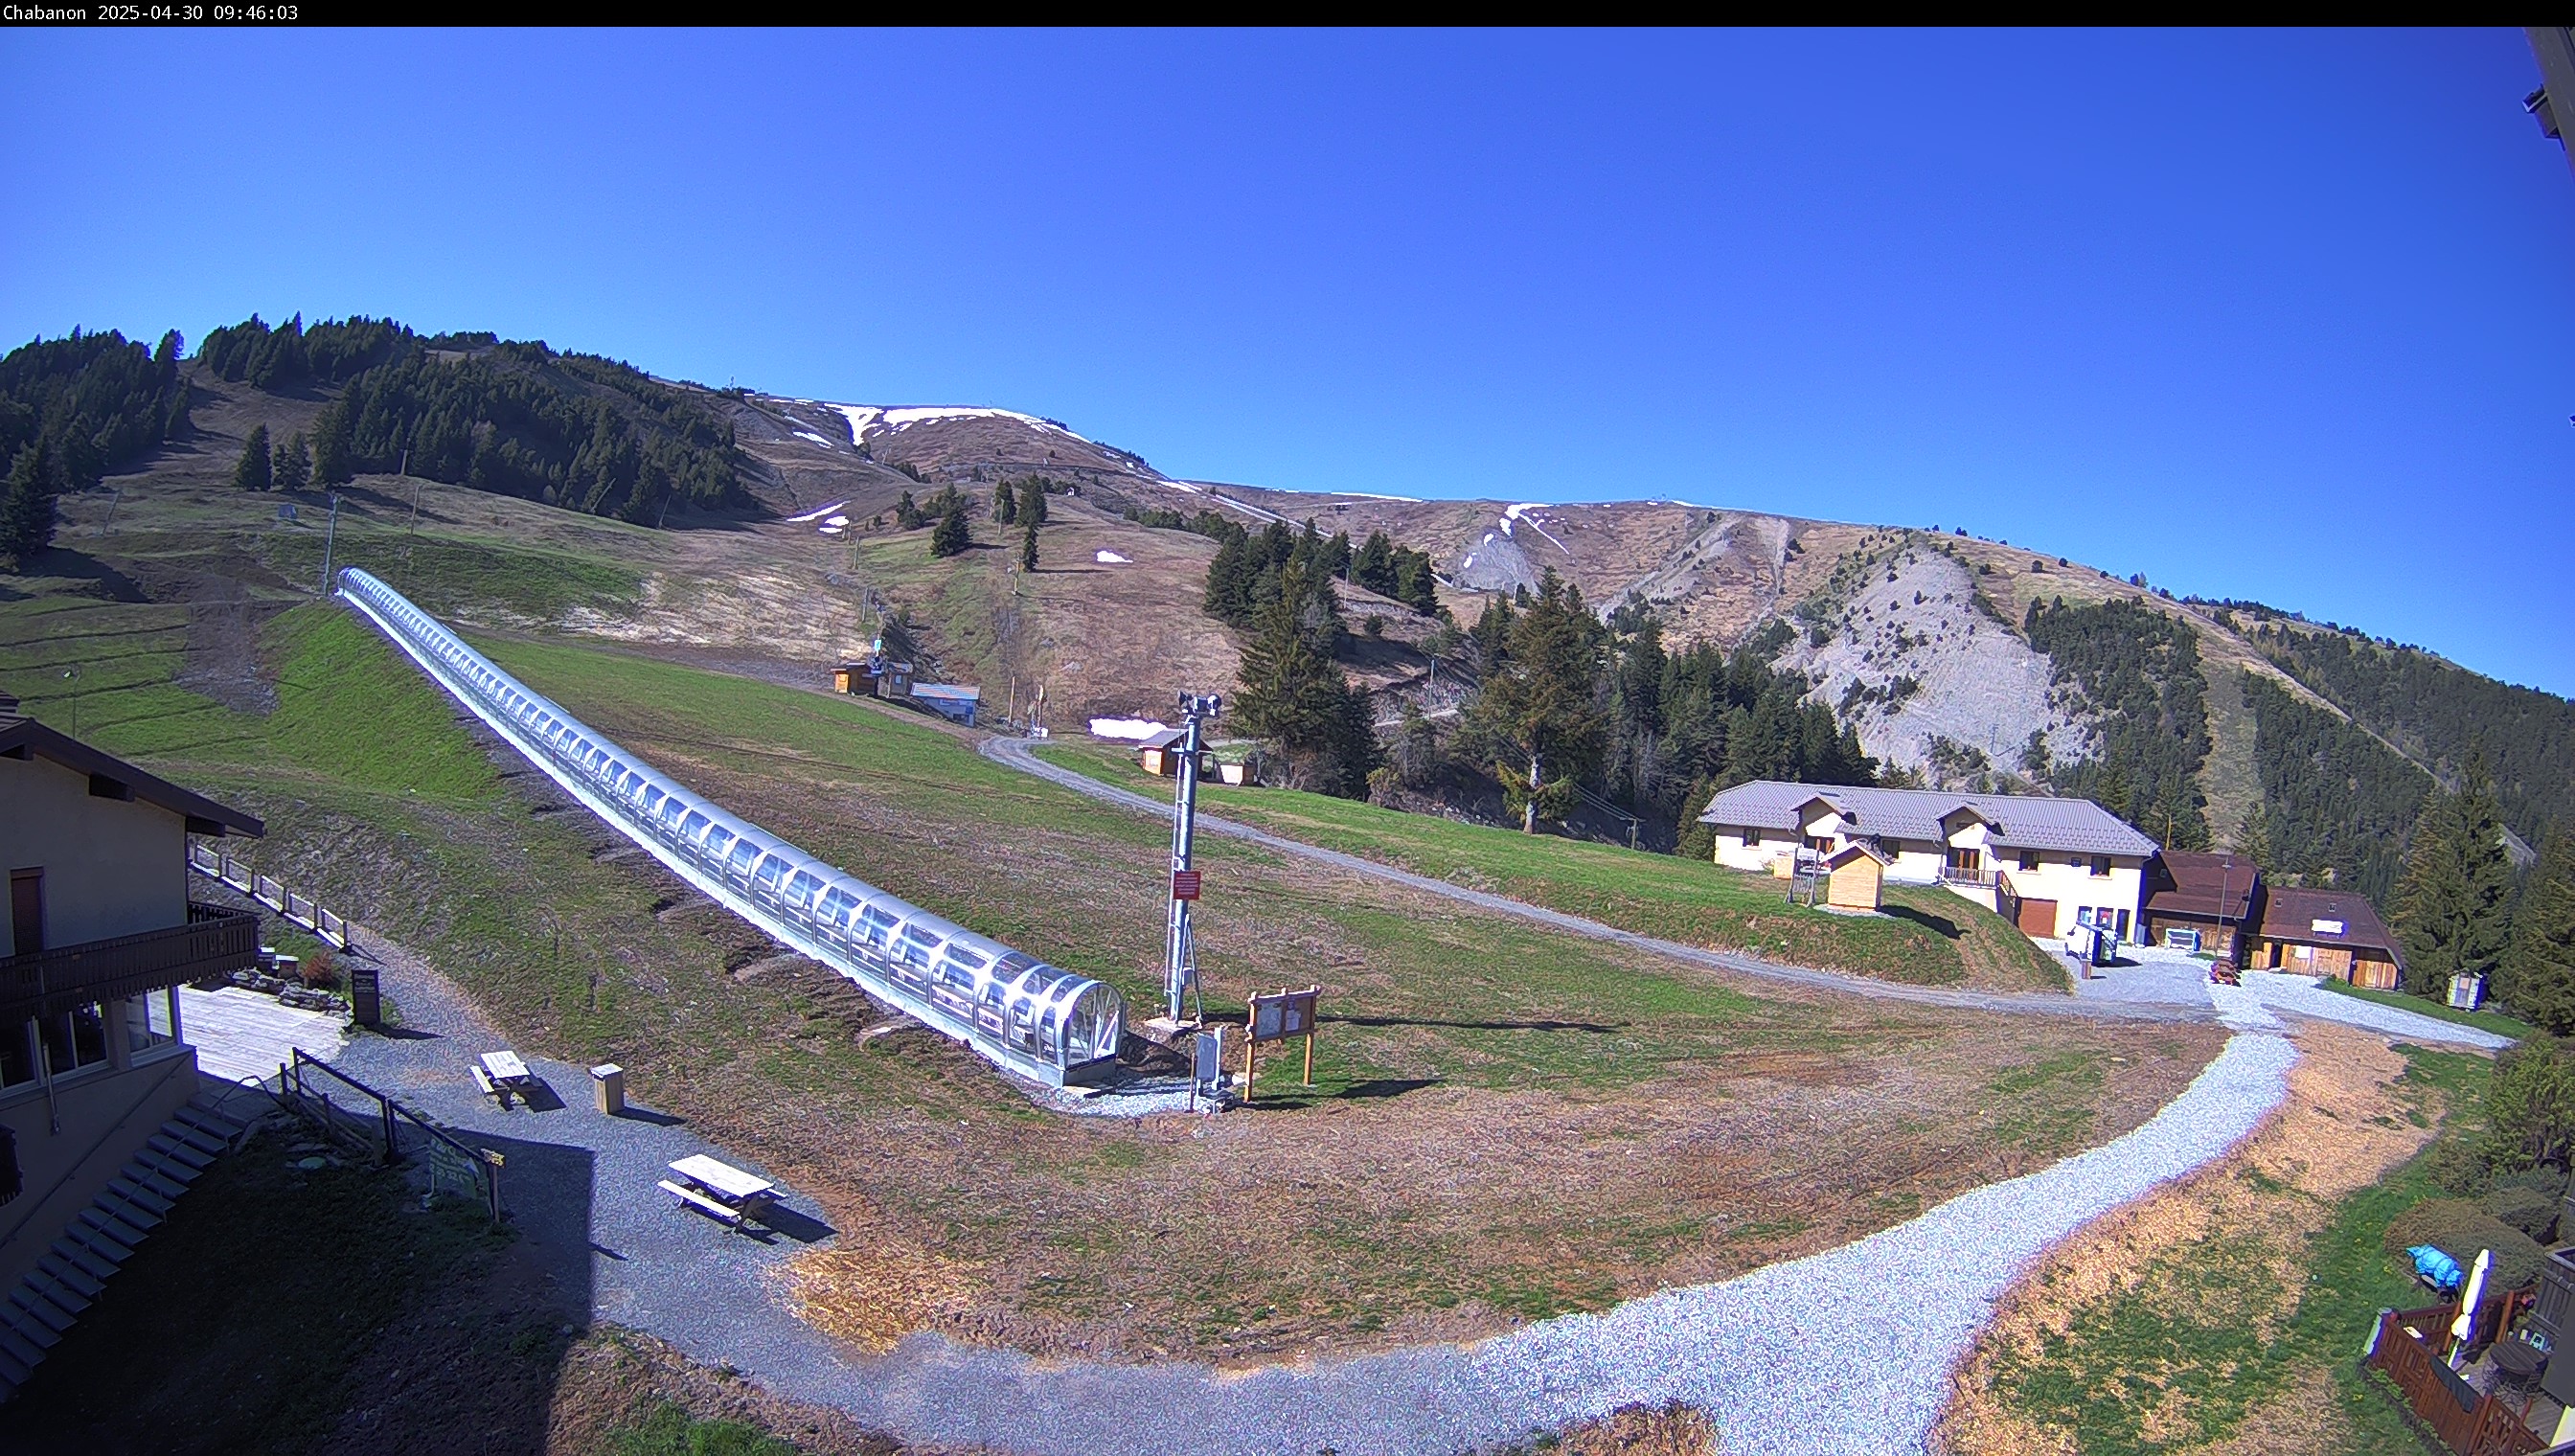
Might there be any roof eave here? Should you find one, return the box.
[0,717,264,838]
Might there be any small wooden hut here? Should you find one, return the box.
[1821,842,1889,911]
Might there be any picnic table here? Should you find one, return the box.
[473,1050,536,1106]
[659,1153,777,1229]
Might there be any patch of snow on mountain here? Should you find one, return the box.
[1332,490,1426,503]
[792,430,834,447]
[826,405,879,444]
[783,499,851,524]
[857,405,1091,442]
[1505,502,1571,555]
[824,515,850,529]
[1095,550,1131,564]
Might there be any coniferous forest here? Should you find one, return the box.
[0,328,192,568]
[197,314,748,523]
[2022,596,2212,850]
[2243,671,2434,905]
[2253,622,2575,853]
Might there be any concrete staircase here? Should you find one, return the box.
[0,1094,252,1403]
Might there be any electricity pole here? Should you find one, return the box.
[1164,692,1220,1023]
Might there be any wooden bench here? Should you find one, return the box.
[470,1064,514,1108]
[657,1178,743,1227]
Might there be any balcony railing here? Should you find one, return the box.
[1939,865,1997,887]
[0,903,261,1024]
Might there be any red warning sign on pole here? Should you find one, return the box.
[1171,870,1202,900]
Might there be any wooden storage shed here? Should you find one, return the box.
[1821,842,1889,911]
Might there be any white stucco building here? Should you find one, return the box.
[1697,780,2159,941]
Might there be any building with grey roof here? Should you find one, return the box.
[1698,780,2158,942]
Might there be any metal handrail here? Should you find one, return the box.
[285,1049,502,1225]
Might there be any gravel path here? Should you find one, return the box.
[269,744,2488,1455]
[324,939,848,1371]
[981,738,2206,1026]
[2241,968,2514,1050]
[728,1032,2303,1456]
[290,927,2305,1455]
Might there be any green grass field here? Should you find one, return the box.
[1036,740,2071,993]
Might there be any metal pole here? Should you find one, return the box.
[1165,693,1218,1023]
[320,491,340,596]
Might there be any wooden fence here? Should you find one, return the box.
[2368,1298,2548,1456]
[188,842,352,950]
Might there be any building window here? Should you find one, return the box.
[1805,834,1833,854]
[2091,855,2111,877]
[39,1004,109,1076]
[1740,830,1757,848]
[0,1020,32,1088]
[2018,851,2039,872]
[126,992,175,1056]
[2115,909,2131,938]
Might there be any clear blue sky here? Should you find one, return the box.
[5,29,2570,694]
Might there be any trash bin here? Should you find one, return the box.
[590,1063,625,1116]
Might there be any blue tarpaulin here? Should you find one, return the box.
[2410,1244,2465,1291]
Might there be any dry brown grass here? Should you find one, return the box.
[1932,1025,2443,1456]
[1552,1401,1723,1456]
[779,1240,983,1354]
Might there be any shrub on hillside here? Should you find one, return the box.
[2428,1139,2497,1197]
[2482,1184,2561,1242]
[2491,1166,2569,1198]
[298,946,340,990]
[2385,1197,2545,1290]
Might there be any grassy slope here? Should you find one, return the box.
[1990,1044,2487,1456]
[1036,740,2071,993]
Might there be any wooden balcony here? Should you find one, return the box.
[1939,865,1996,888]
[0,904,261,1025]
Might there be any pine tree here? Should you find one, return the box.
[311,400,353,485]
[2506,828,2575,1035]
[0,442,59,571]
[1234,559,1377,795]
[1019,511,1039,571]
[1022,479,1048,527]
[893,490,921,530]
[273,431,311,494]
[2395,751,2516,996]
[994,479,1017,525]
[232,424,272,491]
[1461,569,1607,831]
[928,502,970,557]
